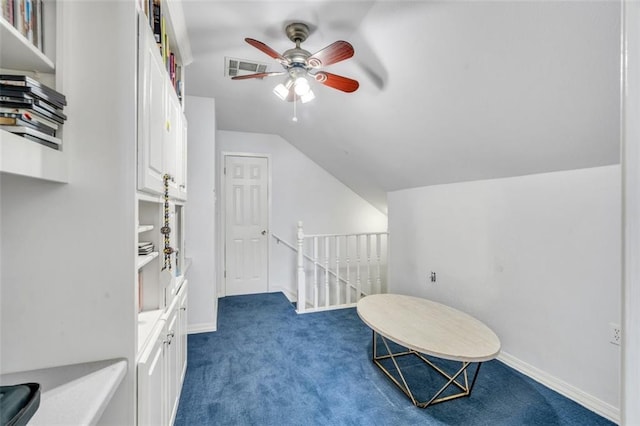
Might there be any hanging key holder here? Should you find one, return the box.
[162,174,174,271]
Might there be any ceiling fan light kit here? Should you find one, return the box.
[273,80,292,100]
[232,22,359,120]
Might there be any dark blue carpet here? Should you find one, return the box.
[175,292,614,425]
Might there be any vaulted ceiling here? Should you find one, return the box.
[182,1,621,213]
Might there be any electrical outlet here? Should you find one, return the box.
[430,272,437,283]
[609,323,621,346]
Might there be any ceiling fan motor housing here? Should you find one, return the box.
[285,22,310,44]
[284,23,312,69]
[283,48,312,68]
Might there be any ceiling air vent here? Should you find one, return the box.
[225,57,269,77]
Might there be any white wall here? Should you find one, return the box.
[216,130,387,299]
[388,165,621,419]
[184,96,218,333]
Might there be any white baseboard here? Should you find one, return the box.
[497,351,619,424]
[188,322,217,334]
[270,286,296,303]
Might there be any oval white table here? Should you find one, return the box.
[357,294,501,408]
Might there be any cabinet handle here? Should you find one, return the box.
[180,307,186,311]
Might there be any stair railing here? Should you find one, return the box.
[294,221,388,314]
[272,234,349,288]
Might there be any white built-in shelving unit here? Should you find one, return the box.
[0,3,66,183]
[135,1,192,424]
[1,1,191,424]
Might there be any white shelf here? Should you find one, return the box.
[137,252,159,269]
[0,16,54,72]
[137,309,164,355]
[0,359,127,426]
[0,129,67,182]
[137,192,163,203]
[138,224,154,233]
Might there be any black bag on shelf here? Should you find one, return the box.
[0,383,40,426]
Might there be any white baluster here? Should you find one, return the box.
[345,236,351,304]
[313,236,319,309]
[376,234,382,295]
[296,221,306,313]
[324,236,330,307]
[356,235,362,301]
[335,236,340,305]
[367,234,372,295]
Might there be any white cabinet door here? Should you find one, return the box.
[137,13,188,199]
[165,305,180,425]
[137,328,166,426]
[164,87,181,198]
[175,113,188,201]
[138,14,167,195]
[137,283,187,426]
[177,281,188,382]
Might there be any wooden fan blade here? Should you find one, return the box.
[314,72,359,93]
[231,72,285,80]
[245,38,287,64]
[307,41,354,68]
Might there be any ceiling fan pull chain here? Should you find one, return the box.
[292,94,298,122]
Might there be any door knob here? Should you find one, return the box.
[261,230,267,236]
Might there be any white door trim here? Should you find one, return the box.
[220,152,272,297]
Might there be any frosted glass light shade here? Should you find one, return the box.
[294,77,310,96]
[300,90,315,103]
[273,83,289,100]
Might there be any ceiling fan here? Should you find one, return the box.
[232,22,359,103]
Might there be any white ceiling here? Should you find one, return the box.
[182,1,621,213]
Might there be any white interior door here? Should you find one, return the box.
[224,155,269,295]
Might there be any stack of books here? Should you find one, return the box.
[0,74,67,150]
[138,242,154,256]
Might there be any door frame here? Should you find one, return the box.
[219,152,272,297]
